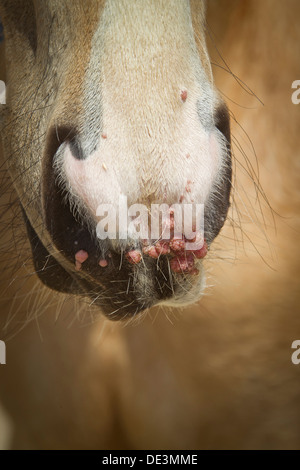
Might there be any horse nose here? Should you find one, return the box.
[41,126,209,317]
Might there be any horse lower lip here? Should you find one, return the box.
[72,241,207,276]
[127,238,208,274]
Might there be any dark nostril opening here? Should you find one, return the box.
[46,125,86,160]
[42,126,96,260]
[214,102,231,146]
[202,102,232,245]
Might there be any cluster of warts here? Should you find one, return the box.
[74,209,208,276]
[126,236,207,275]
[125,208,208,275]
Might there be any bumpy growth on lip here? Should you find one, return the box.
[139,237,207,274]
[169,238,186,253]
[73,208,208,275]
[155,241,170,255]
[75,250,89,271]
[125,250,142,265]
[124,208,208,274]
[99,259,108,267]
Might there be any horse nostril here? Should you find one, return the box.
[43,126,100,264]
[214,103,231,146]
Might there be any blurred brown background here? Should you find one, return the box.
[0,0,299,449]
